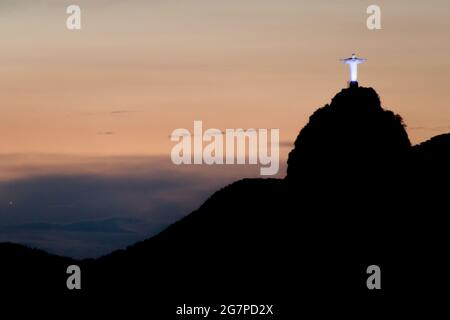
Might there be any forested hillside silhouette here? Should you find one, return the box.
[1,86,449,315]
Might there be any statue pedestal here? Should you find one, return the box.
[348,81,359,88]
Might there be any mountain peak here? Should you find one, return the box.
[331,86,382,112]
[287,86,411,181]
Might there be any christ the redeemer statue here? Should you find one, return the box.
[341,53,366,87]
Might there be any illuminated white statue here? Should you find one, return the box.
[341,53,367,86]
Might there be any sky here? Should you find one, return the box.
[0,0,449,257]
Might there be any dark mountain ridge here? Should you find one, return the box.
[1,86,449,315]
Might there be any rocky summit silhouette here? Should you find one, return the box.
[1,86,449,316]
[287,86,411,183]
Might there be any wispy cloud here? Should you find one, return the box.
[110,110,138,115]
[78,109,139,117]
[279,140,294,148]
[409,125,450,131]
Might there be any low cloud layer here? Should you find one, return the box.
[0,154,280,258]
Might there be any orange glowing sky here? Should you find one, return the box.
[1,0,449,160]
